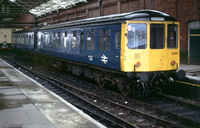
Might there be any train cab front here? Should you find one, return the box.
[121,19,185,96]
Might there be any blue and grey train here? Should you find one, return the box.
[12,10,185,97]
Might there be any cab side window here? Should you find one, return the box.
[167,24,178,49]
[116,31,121,49]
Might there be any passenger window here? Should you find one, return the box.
[41,33,44,45]
[86,29,95,50]
[80,32,84,47]
[99,29,110,51]
[150,24,165,49]
[128,24,147,49]
[22,35,25,44]
[167,24,178,49]
[44,32,49,45]
[38,32,42,46]
[53,32,59,47]
[63,32,69,48]
[31,34,34,45]
[51,33,56,47]
[71,31,78,48]
[56,32,60,47]
[116,31,121,49]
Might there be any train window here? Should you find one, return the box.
[86,29,95,50]
[38,32,42,46]
[99,29,110,51]
[53,33,58,47]
[128,24,147,49]
[44,33,50,45]
[71,31,78,48]
[41,33,44,45]
[31,34,34,45]
[24,35,26,44]
[116,31,121,49]
[25,35,28,44]
[63,37,69,48]
[167,24,178,49]
[58,32,62,47]
[22,35,25,44]
[80,32,84,47]
[150,24,165,49]
[18,35,20,44]
[16,35,18,43]
[28,34,31,44]
[62,32,69,48]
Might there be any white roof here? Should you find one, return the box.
[29,0,87,17]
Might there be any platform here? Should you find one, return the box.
[0,59,105,128]
[180,64,200,83]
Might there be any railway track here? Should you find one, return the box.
[2,55,200,128]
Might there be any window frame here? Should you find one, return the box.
[99,28,111,51]
[150,23,165,49]
[127,23,147,50]
[86,29,96,51]
[167,24,178,49]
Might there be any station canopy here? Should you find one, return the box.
[29,0,87,17]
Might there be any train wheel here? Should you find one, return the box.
[136,80,145,97]
[118,83,132,98]
[98,81,107,88]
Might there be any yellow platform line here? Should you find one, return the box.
[176,81,200,87]
[190,34,200,36]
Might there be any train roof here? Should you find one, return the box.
[12,28,38,34]
[40,10,177,30]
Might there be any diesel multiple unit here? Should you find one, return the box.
[12,10,185,97]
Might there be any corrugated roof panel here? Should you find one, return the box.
[29,0,87,17]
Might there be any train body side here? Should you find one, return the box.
[36,24,122,70]
[12,31,36,53]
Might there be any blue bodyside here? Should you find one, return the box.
[12,32,35,52]
[37,24,122,70]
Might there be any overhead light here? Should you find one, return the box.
[30,9,37,12]
[9,0,16,2]
[2,18,13,21]
[29,0,88,17]
[151,17,165,21]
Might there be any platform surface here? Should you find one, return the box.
[180,64,200,81]
[0,59,105,128]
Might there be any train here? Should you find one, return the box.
[12,10,185,97]
[0,41,13,53]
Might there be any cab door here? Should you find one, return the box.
[113,25,121,70]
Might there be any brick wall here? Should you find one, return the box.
[14,0,200,52]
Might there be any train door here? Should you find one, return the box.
[97,27,114,69]
[113,25,121,70]
[84,28,98,65]
[79,30,85,62]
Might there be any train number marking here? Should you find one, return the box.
[172,52,178,55]
[101,54,108,64]
[88,55,93,61]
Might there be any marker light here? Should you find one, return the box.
[136,62,140,67]
[171,60,176,66]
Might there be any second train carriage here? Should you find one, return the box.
[12,10,185,97]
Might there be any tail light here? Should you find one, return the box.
[136,62,140,67]
[171,60,176,66]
